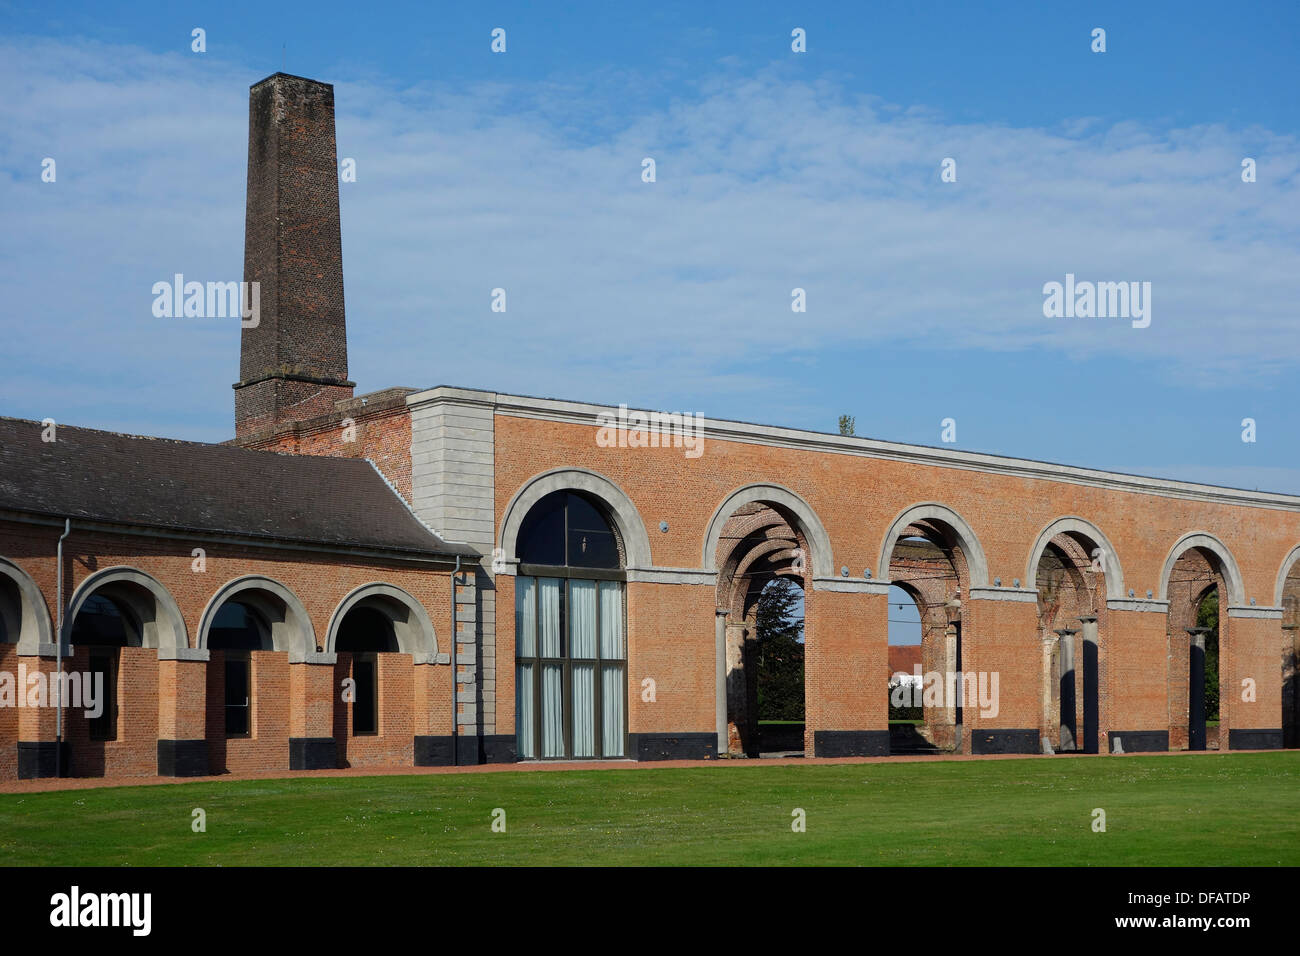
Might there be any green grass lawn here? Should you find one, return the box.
[1,752,1297,866]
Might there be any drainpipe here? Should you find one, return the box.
[450,554,460,766]
[54,519,71,778]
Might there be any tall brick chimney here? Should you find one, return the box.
[234,73,354,440]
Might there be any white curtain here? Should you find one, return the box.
[599,582,624,659]
[599,583,625,756]
[570,580,597,658]
[602,664,625,757]
[541,663,564,757]
[539,578,562,657]
[516,662,535,759]
[515,576,536,657]
[572,662,595,757]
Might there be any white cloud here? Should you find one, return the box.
[0,37,1297,440]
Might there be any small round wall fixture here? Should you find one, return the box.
[1129,589,1135,598]
[1146,590,1153,599]
[841,566,849,577]
[863,569,872,579]
[994,577,1001,587]
[658,521,669,533]
[1013,578,1020,588]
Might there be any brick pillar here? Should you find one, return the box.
[289,653,337,769]
[413,653,454,766]
[963,592,1041,755]
[803,584,889,757]
[16,651,65,778]
[1221,609,1284,750]
[157,648,210,776]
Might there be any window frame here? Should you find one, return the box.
[87,649,118,742]
[515,572,627,761]
[223,652,252,739]
[351,652,380,737]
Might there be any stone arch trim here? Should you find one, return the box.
[325,582,439,662]
[1025,516,1126,602]
[0,556,54,653]
[877,502,989,588]
[197,575,317,660]
[498,467,652,569]
[702,483,834,581]
[64,566,188,651]
[1273,545,1300,608]
[1159,532,1246,606]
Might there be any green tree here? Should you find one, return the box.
[838,415,855,436]
[754,578,805,720]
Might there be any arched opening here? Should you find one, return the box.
[887,580,929,754]
[1281,557,1300,748]
[0,574,21,645]
[715,501,809,757]
[336,605,399,737]
[513,489,627,760]
[0,558,53,653]
[199,577,312,772]
[1032,531,1106,754]
[882,512,980,754]
[207,601,273,738]
[68,582,154,746]
[1165,545,1229,751]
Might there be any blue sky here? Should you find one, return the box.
[1,1,1298,497]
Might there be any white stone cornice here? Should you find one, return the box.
[408,387,1300,512]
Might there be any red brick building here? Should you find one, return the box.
[2,73,1297,779]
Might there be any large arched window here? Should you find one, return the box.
[515,491,626,760]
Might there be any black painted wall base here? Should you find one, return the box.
[1228,728,1282,750]
[414,735,454,766]
[813,730,890,757]
[970,729,1038,755]
[17,741,69,779]
[288,737,336,770]
[157,739,208,777]
[482,735,517,764]
[455,736,481,766]
[629,733,716,761]
[1109,731,1169,753]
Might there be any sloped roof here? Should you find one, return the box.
[0,417,475,559]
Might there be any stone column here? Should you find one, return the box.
[1187,627,1210,751]
[715,609,728,757]
[724,621,749,756]
[1055,627,1079,751]
[1284,624,1299,749]
[1040,631,1060,751]
[1078,616,1099,754]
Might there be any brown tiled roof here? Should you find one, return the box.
[0,417,475,559]
[888,645,922,675]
